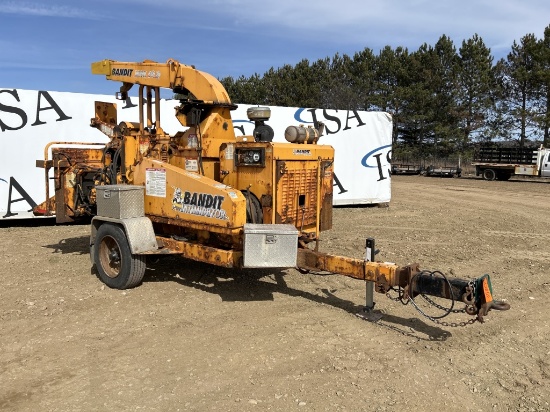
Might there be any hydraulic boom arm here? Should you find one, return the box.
[91,59,231,104]
[89,59,240,184]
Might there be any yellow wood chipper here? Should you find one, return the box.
[35,59,509,324]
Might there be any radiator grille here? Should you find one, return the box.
[277,162,318,227]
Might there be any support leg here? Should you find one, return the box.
[357,238,383,321]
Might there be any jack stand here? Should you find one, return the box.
[356,238,383,322]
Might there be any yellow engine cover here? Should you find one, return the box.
[219,141,334,236]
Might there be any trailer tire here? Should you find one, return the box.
[482,169,496,181]
[94,223,146,289]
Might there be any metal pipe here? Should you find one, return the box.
[138,85,144,134]
[146,86,153,129]
[155,87,161,130]
[41,142,105,216]
[364,238,376,311]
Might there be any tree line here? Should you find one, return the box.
[220,26,550,157]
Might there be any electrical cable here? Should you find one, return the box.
[408,270,456,319]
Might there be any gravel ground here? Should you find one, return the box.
[1,175,549,412]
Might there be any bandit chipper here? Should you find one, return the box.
[35,59,509,324]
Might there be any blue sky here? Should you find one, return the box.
[1,0,549,95]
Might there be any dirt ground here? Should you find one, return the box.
[1,175,550,412]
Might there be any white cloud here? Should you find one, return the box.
[109,0,550,57]
[0,1,90,18]
[2,0,549,92]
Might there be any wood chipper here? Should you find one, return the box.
[35,59,509,325]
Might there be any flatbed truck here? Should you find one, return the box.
[473,145,550,181]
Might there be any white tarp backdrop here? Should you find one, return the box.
[0,88,392,219]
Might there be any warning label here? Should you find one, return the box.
[145,168,166,197]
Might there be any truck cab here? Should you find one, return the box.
[538,149,550,177]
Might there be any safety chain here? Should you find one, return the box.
[421,294,468,314]
[463,280,479,316]
[407,295,478,327]
[385,277,479,327]
[466,279,476,302]
[386,287,409,305]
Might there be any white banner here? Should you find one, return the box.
[0,88,392,219]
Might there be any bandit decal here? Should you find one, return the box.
[172,188,228,220]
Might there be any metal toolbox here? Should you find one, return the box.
[243,224,298,268]
[96,185,144,219]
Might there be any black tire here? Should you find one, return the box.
[94,223,146,289]
[498,172,512,181]
[482,169,496,181]
[243,190,263,224]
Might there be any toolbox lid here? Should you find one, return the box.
[244,223,299,235]
[96,185,144,192]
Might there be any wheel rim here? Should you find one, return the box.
[98,235,122,278]
[484,169,495,180]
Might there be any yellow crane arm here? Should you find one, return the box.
[91,59,232,104]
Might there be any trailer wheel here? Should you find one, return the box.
[482,169,496,181]
[94,223,146,289]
